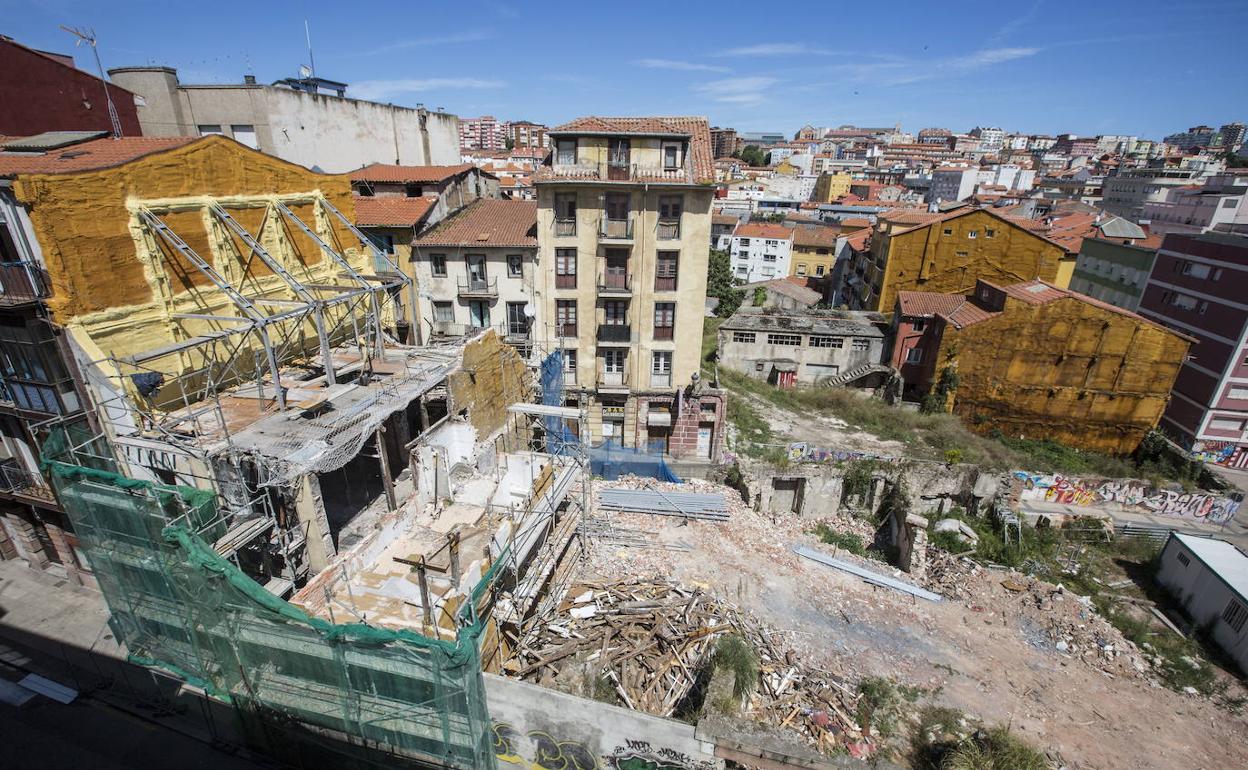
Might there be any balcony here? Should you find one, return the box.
[431,321,472,337]
[597,323,633,346]
[0,262,51,305]
[542,159,692,184]
[599,218,633,242]
[500,322,532,345]
[649,371,672,388]
[554,218,576,237]
[654,274,678,292]
[555,273,577,290]
[656,218,681,240]
[0,459,56,505]
[597,269,632,296]
[597,367,630,393]
[457,277,497,298]
[653,325,674,341]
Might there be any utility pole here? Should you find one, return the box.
[60,26,123,138]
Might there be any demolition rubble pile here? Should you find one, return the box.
[506,578,872,755]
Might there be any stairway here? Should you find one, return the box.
[819,362,893,388]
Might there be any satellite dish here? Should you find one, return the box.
[523,303,535,318]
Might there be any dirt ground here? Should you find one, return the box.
[577,479,1248,770]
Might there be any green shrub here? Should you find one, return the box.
[814,523,867,556]
[712,634,758,700]
[929,530,968,553]
[941,726,1047,770]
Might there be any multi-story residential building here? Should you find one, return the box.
[1053,134,1099,158]
[458,115,506,151]
[1220,123,1246,152]
[1028,135,1057,152]
[533,116,724,459]
[410,199,538,352]
[813,171,854,201]
[1096,135,1137,155]
[350,163,500,222]
[929,166,978,202]
[790,227,839,279]
[903,279,1191,454]
[710,126,738,158]
[917,128,954,148]
[711,213,738,250]
[729,222,795,282]
[1,35,144,136]
[969,127,1005,153]
[842,208,1072,311]
[107,67,460,171]
[1164,125,1220,151]
[1137,233,1248,467]
[1101,166,1210,221]
[1067,221,1162,310]
[1142,168,1248,235]
[717,307,886,388]
[505,120,549,149]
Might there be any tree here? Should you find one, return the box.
[504,136,515,151]
[737,144,767,167]
[707,249,745,317]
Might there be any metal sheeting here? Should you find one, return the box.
[598,488,730,521]
[793,544,943,602]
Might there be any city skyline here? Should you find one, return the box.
[3,0,1246,138]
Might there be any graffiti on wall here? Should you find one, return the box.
[1191,440,1248,470]
[492,724,717,770]
[1013,471,1242,524]
[785,442,904,465]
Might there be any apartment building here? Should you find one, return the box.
[533,116,723,459]
[1067,225,1162,311]
[1137,233,1248,468]
[730,222,795,282]
[710,126,738,158]
[411,199,538,352]
[1101,167,1209,220]
[929,166,977,202]
[107,67,460,171]
[506,120,549,149]
[1142,168,1248,235]
[790,226,839,278]
[459,115,506,151]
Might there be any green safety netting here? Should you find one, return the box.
[43,445,501,769]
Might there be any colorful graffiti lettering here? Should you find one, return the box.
[493,723,600,770]
[786,442,903,465]
[607,739,717,770]
[1012,471,1241,524]
[1191,440,1248,469]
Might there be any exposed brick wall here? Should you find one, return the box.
[1,508,50,568]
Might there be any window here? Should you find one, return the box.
[603,349,625,373]
[653,302,675,340]
[554,192,577,235]
[507,254,523,277]
[767,333,801,346]
[956,251,968,259]
[1224,598,1248,633]
[605,192,629,222]
[815,265,825,276]
[851,339,870,351]
[555,248,577,288]
[985,228,996,238]
[556,300,577,336]
[404,183,423,197]
[1165,291,1199,310]
[1229,387,1248,400]
[658,195,682,239]
[433,301,454,323]
[732,331,756,343]
[556,139,577,165]
[1181,261,1212,279]
[651,351,673,387]
[197,124,223,136]
[905,347,924,364]
[796,264,807,276]
[738,238,751,247]
[1223,198,1238,209]
[230,124,257,149]
[1210,418,1245,432]
[368,232,395,255]
[1177,552,1191,567]
[430,253,447,277]
[809,336,835,348]
[763,253,777,262]
[604,300,628,326]
[655,251,678,290]
[467,300,490,328]
[662,142,681,170]
[912,319,926,332]
[765,239,778,246]
[564,350,577,373]
[0,317,77,414]
[942,228,953,236]
[967,230,978,239]
[1198,300,1209,315]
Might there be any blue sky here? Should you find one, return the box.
[4,0,1246,139]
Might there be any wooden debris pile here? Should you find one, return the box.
[505,578,870,756]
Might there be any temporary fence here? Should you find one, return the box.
[41,429,499,770]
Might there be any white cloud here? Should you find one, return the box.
[350,78,505,101]
[956,47,1041,67]
[693,76,778,105]
[348,32,493,57]
[717,43,835,56]
[635,58,729,73]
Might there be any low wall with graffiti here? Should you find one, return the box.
[485,673,720,770]
[1012,471,1242,524]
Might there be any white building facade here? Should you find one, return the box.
[729,223,795,282]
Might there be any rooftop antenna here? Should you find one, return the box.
[304,19,316,80]
[60,25,123,138]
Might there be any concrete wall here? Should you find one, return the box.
[1156,537,1248,675]
[717,325,883,385]
[0,39,143,136]
[485,674,721,770]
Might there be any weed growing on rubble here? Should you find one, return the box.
[855,677,925,740]
[712,634,758,701]
[941,726,1048,770]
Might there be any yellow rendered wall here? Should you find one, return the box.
[937,297,1191,454]
[791,244,836,277]
[13,137,373,381]
[813,173,852,202]
[874,211,1067,310]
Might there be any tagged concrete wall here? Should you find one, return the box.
[485,674,721,770]
[1014,470,1242,524]
[939,295,1191,454]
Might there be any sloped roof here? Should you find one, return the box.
[413,199,537,248]
[792,227,838,249]
[353,196,435,227]
[550,116,692,136]
[0,135,195,177]
[349,163,477,183]
[844,228,872,251]
[735,222,794,240]
[745,278,822,306]
[896,291,966,317]
[712,213,740,226]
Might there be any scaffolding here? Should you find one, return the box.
[42,433,502,769]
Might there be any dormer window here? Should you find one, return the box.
[663,142,682,170]
[556,139,577,166]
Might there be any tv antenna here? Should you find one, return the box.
[303,19,316,80]
[60,25,123,138]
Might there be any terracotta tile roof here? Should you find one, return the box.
[734,222,794,240]
[943,301,1001,329]
[550,116,691,136]
[349,163,476,183]
[712,213,740,226]
[844,228,871,250]
[896,291,967,317]
[840,217,872,229]
[0,135,195,177]
[352,196,435,227]
[792,226,838,249]
[881,209,950,226]
[413,199,536,248]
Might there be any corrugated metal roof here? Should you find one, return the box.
[2,130,108,151]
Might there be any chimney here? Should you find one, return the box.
[243,74,256,85]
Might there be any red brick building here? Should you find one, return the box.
[0,35,142,137]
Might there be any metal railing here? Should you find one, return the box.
[597,270,631,293]
[656,218,681,240]
[456,277,497,297]
[0,459,55,502]
[545,159,692,183]
[555,273,577,289]
[597,367,630,390]
[654,273,678,291]
[652,325,674,341]
[554,218,576,236]
[597,323,633,344]
[600,218,633,239]
[0,261,51,303]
